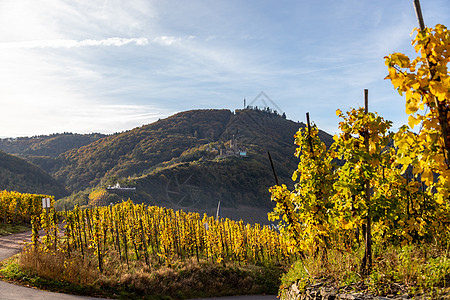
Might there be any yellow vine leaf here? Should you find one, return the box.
[422,168,434,186]
[341,219,354,230]
[408,115,421,128]
[405,101,418,114]
[397,156,412,166]
[429,81,448,101]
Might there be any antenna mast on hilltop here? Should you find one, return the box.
[249,91,284,114]
[244,98,246,108]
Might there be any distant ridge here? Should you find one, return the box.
[0,150,67,198]
[0,132,107,158]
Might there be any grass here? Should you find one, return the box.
[0,255,95,296]
[279,244,450,299]
[0,245,285,300]
[0,223,31,236]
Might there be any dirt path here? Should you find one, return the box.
[0,230,32,262]
[0,230,105,300]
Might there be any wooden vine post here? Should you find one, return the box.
[306,112,315,159]
[267,151,279,186]
[362,88,372,273]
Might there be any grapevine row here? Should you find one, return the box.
[33,200,291,272]
[0,190,52,224]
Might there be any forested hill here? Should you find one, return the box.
[0,132,107,158]
[52,109,332,192]
[54,109,234,191]
[0,150,68,198]
[50,108,332,223]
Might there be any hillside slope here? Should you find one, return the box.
[53,109,332,192]
[54,109,233,191]
[0,150,68,198]
[0,133,107,158]
[130,109,333,223]
[53,109,333,223]
[0,133,107,176]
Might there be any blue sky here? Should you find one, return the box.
[0,0,448,137]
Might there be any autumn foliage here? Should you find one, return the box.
[385,24,450,200]
[28,200,291,277]
[0,190,53,224]
[269,24,450,272]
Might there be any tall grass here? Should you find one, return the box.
[12,244,284,299]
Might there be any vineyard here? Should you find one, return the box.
[0,190,53,225]
[29,200,290,270]
[0,198,290,297]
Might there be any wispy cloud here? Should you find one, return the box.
[152,35,195,46]
[0,93,171,137]
[0,37,148,49]
[0,0,448,138]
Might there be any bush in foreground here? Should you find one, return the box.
[279,244,450,299]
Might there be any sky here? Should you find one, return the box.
[0,0,449,138]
